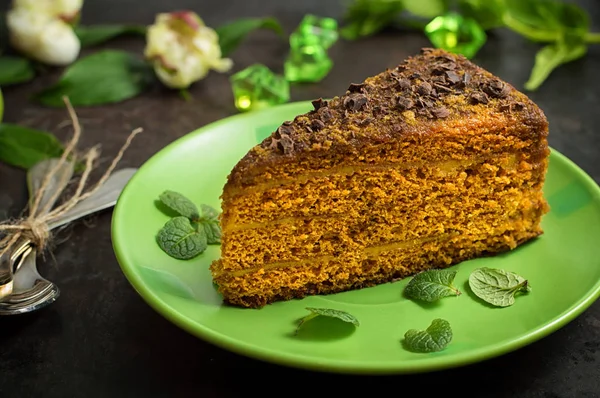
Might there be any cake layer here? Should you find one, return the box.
[214,227,541,308]
[225,111,548,192]
[222,152,546,227]
[218,189,546,270]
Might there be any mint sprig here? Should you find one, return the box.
[403,318,453,353]
[295,307,359,335]
[468,267,531,307]
[404,269,461,302]
[155,190,221,260]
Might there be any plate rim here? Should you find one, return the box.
[111,100,600,375]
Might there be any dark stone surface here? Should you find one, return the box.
[1,1,600,397]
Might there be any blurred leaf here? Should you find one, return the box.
[340,0,405,40]
[0,56,35,86]
[216,17,284,56]
[403,0,449,18]
[75,24,147,47]
[0,124,64,169]
[458,0,505,30]
[34,50,154,107]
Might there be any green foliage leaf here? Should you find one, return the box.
[403,0,448,19]
[525,35,587,91]
[404,269,461,302]
[200,204,219,221]
[156,216,207,260]
[296,307,359,335]
[0,56,35,86]
[403,318,452,353]
[0,123,64,169]
[340,0,405,40]
[34,50,154,107]
[75,24,146,48]
[216,17,284,57]
[159,190,200,220]
[468,267,531,307]
[503,0,589,42]
[458,0,505,30]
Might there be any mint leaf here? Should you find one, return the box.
[0,56,35,86]
[468,267,531,307]
[198,204,221,244]
[216,17,284,57]
[75,25,146,47]
[403,0,448,19]
[525,35,587,91]
[296,307,359,335]
[403,318,452,353]
[404,269,461,302]
[159,190,200,220]
[0,124,64,169]
[35,50,154,107]
[340,0,404,40]
[156,216,207,260]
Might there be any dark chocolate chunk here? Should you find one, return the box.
[311,98,328,110]
[482,80,510,98]
[396,96,414,110]
[446,71,461,84]
[278,135,294,154]
[416,81,432,96]
[462,72,471,85]
[433,82,452,92]
[310,119,325,131]
[276,125,293,137]
[395,78,411,91]
[357,117,373,126]
[282,120,293,126]
[513,102,525,111]
[318,107,333,122]
[396,65,407,73]
[431,106,450,118]
[469,92,489,104]
[343,93,368,111]
[410,72,421,79]
[416,97,433,109]
[348,83,366,93]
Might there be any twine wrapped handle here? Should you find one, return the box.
[0,96,142,257]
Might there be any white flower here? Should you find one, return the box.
[11,0,83,23]
[144,11,232,89]
[6,7,81,66]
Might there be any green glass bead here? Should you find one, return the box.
[229,64,290,112]
[425,13,487,59]
[296,14,339,50]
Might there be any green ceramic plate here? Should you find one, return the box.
[111,101,600,374]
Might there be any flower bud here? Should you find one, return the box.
[11,0,83,24]
[144,11,232,89]
[6,8,81,66]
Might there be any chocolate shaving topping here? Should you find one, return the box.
[396,96,414,110]
[311,98,328,110]
[513,102,525,111]
[469,92,489,104]
[445,71,461,84]
[396,65,407,73]
[357,117,373,126]
[410,72,421,79]
[278,135,294,154]
[310,119,325,131]
[395,78,411,91]
[343,93,368,111]
[348,83,366,93]
[416,81,432,96]
[431,106,450,118]
[463,72,471,85]
[276,125,293,137]
[282,120,293,126]
[318,107,333,122]
[482,79,510,98]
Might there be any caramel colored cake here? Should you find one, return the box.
[210,48,550,308]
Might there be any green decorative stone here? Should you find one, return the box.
[284,14,338,83]
[425,13,487,59]
[295,14,339,50]
[229,64,290,112]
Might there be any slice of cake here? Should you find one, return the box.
[210,48,550,308]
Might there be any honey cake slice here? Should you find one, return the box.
[210,48,550,308]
